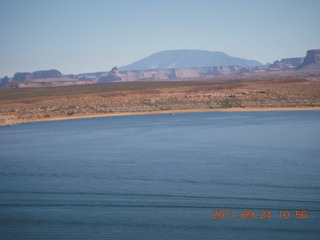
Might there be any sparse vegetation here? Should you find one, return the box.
[160,106,172,111]
[0,76,320,126]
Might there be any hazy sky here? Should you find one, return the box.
[1,0,319,77]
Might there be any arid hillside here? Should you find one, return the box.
[1,76,320,126]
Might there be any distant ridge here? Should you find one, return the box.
[120,49,262,70]
[1,49,319,88]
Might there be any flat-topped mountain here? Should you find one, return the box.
[120,50,262,70]
[6,69,91,88]
[12,69,63,82]
[296,49,320,70]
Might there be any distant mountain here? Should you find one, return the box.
[12,69,63,82]
[120,50,262,70]
[2,49,319,88]
[5,69,92,88]
[268,58,304,71]
[0,76,9,88]
[296,49,320,70]
[97,65,265,84]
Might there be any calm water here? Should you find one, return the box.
[0,111,320,239]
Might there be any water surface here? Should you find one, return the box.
[0,111,319,239]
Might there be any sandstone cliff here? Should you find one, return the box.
[7,69,92,88]
[97,66,264,83]
[269,58,304,70]
[12,69,62,82]
[296,49,320,70]
[32,69,62,79]
[12,72,32,82]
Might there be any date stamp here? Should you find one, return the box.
[211,210,308,220]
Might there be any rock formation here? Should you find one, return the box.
[0,76,9,87]
[268,58,304,70]
[32,69,62,79]
[296,49,320,70]
[97,66,262,83]
[11,69,62,82]
[97,67,123,83]
[4,69,92,88]
[2,49,319,88]
[12,72,32,82]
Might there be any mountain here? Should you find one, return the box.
[12,69,62,82]
[296,49,320,70]
[6,69,92,88]
[120,50,262,70]
[2,49,319,88]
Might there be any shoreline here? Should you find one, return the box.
[2,106,320,126]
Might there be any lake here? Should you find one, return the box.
[0,111,319,239]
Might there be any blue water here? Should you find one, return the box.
[0,111,320,239]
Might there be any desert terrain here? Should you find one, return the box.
[1,74,320,126]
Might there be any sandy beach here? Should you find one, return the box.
[1,106,318,126]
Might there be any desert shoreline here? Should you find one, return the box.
[2,107,320,127]
[1,77,320,126]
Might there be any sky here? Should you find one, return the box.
[0,0,319,77]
